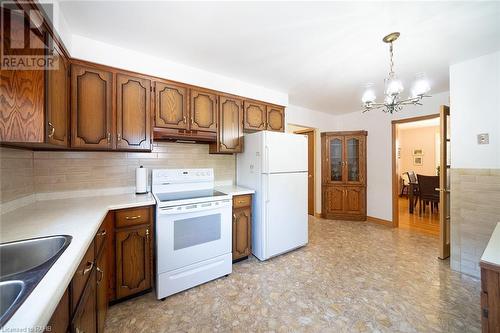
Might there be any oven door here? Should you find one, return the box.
[156,199,232,273]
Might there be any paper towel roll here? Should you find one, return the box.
[135,166,147,194]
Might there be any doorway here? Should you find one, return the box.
[288,125,316,216]
[391,107,450,259]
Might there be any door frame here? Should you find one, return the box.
[391,114,440,228]
[294,128,316,216]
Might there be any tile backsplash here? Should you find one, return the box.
[0,142,235,204]
[450,168,500,278]
[0,148,34,203]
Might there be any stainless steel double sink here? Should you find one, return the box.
[0,235,72,327]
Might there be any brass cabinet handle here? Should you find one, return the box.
[183,116,187,123]
[233,214,236,219]
[76,328,84,333]
[191,117,194,125]
[97,229,106,237]
[117,133,122,142]
[146,228,150,241]
[96,266,103,284]
[125,215,141,220]
[48,122,55,138]
[107,132,111,143]
[82,261,94,275]
[237,200,245,204]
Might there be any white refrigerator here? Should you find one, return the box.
[237,131,308,261]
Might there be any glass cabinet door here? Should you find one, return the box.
[346,137,361,183]
[329,137,343,182]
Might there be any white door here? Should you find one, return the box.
[264,172,308,258]
[156,201,231,273]
[263,131,308,173]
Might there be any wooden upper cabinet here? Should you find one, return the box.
[243,101,266,131]
[71,64,113,149]
[0,9,45,143]
[266,106,285,132]
[190,90,217,132]
[46,43,69,147]
[211,96,243,153]
[155,82,188,130]
[116,73,151,150]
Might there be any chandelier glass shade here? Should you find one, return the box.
[362,32,431,114]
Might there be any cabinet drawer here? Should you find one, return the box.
[71,241,95,312]
[233,195,252,208]
[115,207,150,228]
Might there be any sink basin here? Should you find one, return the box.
[0,235,72,327]
[0,235,71,279]
[0,281,25,324]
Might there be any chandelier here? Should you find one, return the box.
[361,32,431,114]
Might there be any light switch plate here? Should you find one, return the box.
[477,133,489,145]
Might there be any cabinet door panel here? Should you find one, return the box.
[71,65,113,149]
[243,101,266,131]
[190,90,217,132]
[155,82,187,130]
[96,245,108,333]
[266,106,284,132]
[218,96,243,153]
[46,289,69,333]
[326,136,344,184]
[0,9,45,142]
[233,207,251,260]
[344,187,365,215]
[345,136,365,185]
[323,186,344,215]
[72,269,97,333]
[46,42,69,147]
[116,74,151,150]
[115,226,151,299]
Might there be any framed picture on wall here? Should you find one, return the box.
[413,156,423,166]
[413,148,424,156]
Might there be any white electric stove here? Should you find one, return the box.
[152,169,232,300]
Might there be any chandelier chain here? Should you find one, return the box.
[389,42,394,77]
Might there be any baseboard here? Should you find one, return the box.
[366,216,393,227]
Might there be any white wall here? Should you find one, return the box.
[450,51,500,168]
[334,92,450,221]
[69,35,288,107]
[286,105,339,214]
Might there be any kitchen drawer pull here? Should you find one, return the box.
[146,228,150,241]
[48,122,55,138]
[97,229,107,236]
[82,261,94,275]
[125,215,141,220]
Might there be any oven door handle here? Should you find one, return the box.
[159,200,230,215]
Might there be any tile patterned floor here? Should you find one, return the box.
[105,216,481,333]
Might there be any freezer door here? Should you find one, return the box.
[263,131,308,173]
[263,172,308,259]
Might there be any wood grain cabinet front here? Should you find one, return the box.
[232,194,252,262]
[116,73,152,151]
[266,106,285,132]
[115,225,152,299]
[71,64,113,149]
[190,90,217,133]
[154,81,188,130]
[243,101,266,131]
[46,289,70,333]
[210,95,243,154]
[70,241,95,312]
[71,269,97,333]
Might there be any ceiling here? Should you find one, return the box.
[59,1,500,115]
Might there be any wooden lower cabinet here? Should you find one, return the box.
[96,242,108,333]
[322,185,366,220]
[71,269,97,333]
[232,195,252,262]
[47,206,153,333]
[46,289,70,333]
[481,264,500,332]
[115,225,152,299]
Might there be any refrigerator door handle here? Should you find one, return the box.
[264,145,270,173]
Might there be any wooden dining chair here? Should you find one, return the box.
[416,174,440,215]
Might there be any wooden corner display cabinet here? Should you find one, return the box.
[321,131,367,221]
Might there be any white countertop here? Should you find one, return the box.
[481,222,500,268]
[0,193,156,331]
[215,185,255,196]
